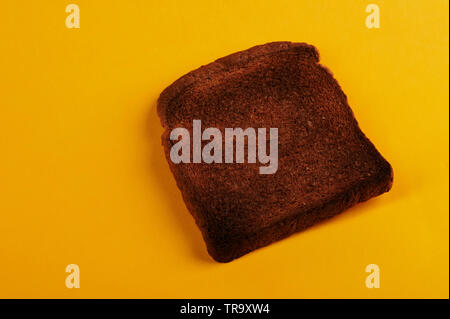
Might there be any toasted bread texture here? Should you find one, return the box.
[157,42,393,262]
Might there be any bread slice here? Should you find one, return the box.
[157,42,393,262]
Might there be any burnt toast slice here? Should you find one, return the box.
[157,42,393,262]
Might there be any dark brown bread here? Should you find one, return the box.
[157,42,393,262]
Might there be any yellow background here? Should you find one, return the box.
[0,0,448,298]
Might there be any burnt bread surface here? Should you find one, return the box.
[157,42,393,262]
